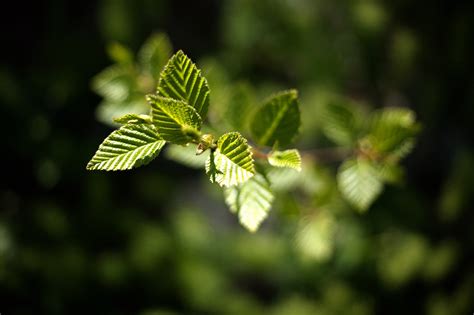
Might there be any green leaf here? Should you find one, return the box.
[147,94,202,145]
[206,149,219,184]
[365,107,419,158]
[106,42,134,65]
[157,50,210,119]
[92,65,135,102]
[268,149,302,171]
[224,173,274,232]
[139,33,172,80]
[267,167,302,191]
[337,158,383,212]
[296,210,336,261]
[87,123,165,171]
[250,89,300,147]
[95,97,148,127]
[165,144,209,169]
[224,82,255,132]
[205,132,255,187]
[375,163,405,184]
[321,101,361,146]
[113,113,152,124]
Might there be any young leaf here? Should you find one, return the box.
[157,50,210,119]
[92,65,135,102]
[375,162,405,184]
[365,107,419,157]
[205,132,255,187]
[250,89,300,147]
[224,82,255,132]
[147,95,202,145]
[86,123,165,171]
[206,149,220,184]
[165,144,209,169]
[138,33,172,80]
[113,113,152,124]
[106,42,134,65]
[95,97,149,126]
[321,101,360,146]
[268,149,302,171]
[224,173,274,232]
[296,211,336,261]
[337,158,383,212]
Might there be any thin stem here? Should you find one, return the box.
[251,148,268,159]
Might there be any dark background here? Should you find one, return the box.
[1,0,473,314]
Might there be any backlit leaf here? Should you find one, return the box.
[268,149,302,171]
[148,94,202,145]
[224,173,274,232]
[205,132,255,187]
[157,50,210,119]
[337,158,383,212]
[87,123,165,171]
[113,113,152,124]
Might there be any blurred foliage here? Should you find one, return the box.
[1,0,474,314]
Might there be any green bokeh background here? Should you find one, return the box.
[1,0,473,314]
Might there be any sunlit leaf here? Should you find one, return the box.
[205,132,255,187]
[268,149,302,171]
[147,94,202,145]
[157,50,210,119]
[224,173,274,232]
[337,158,383,212]
[87,123,165,171]
[250,89,300,147]
[113,113,152,124]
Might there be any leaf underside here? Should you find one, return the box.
[224,173,274,232]
[87,123,165,171]
[157,50,210,119]
[251,89,300,147]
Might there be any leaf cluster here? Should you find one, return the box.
[88,36,420,230]
[319,101,420,211]
[88,47,303,232]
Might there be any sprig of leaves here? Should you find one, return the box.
[320,102,421,211]
[88,42,419,231]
